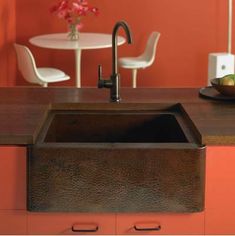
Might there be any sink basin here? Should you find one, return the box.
[28,103,205,213]
[44,112,189,143]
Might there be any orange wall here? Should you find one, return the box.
[0,0,16,86]
[15,0,231,87]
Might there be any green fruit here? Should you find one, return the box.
[220,74,235,86]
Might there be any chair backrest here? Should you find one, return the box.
[142,32,161,66]
[14,43,44,85]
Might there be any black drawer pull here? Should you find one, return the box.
[72,224,99,233]
[134,224,161,231]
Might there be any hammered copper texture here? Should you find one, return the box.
[28,146,205,212]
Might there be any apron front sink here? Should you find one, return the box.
[28,104,205,213]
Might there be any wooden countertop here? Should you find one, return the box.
[0,87,234,145]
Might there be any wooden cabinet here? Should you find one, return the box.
[28,213,116,235]
[0,147,27,234]
[0,210,27,234]
[116,213,204,235]
[205,146,235,234]
[2,145,235,235]
[0,146,26,210]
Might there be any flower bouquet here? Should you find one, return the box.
[50,0,99,40]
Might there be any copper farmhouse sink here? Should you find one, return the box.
[28,103,205,213]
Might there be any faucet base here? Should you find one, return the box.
[110,97,121,103]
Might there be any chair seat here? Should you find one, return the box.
[117,32,160,88]
[38,68,70,82]
[119,57,149,69]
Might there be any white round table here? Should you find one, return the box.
[29,33,126,87]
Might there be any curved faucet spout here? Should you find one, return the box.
[112,21,133,75]
[98,21,133,103]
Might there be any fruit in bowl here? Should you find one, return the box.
[220,74,235,85]
[211,74,235,96]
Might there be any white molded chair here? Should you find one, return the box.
[14,43,70,87]
[119,32,161,88]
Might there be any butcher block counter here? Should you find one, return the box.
[0,87,233,145]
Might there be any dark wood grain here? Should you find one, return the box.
[0,87,234,145]
[0,104,49,144]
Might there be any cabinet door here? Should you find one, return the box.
[116,213,204,235]
[0,210,27,234]
[206,146,235,234]
[0,146,26,210]
[28,213,116,235]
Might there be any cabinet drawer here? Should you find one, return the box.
[0,147,26,209]
[116,213,205,235]
[206,209,235,234]
[206,147,235,210]
[28,213,115,234]
[0,210,27,234]
[205,147,235,234]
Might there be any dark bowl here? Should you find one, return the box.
[211,78,235,96]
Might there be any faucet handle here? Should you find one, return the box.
[98,65,102,80]
[98,65,104,88]
[98,65,113,88]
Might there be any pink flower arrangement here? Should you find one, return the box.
[50,0,99,39]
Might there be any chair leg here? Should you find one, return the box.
[132,69,138,88]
